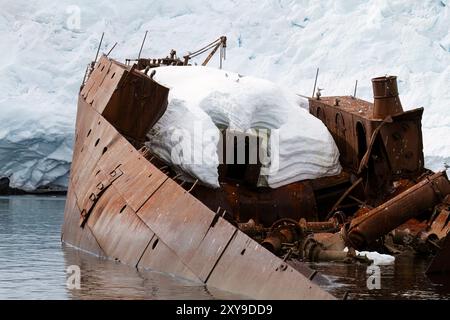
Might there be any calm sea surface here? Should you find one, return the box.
[0,195,242,299]
[0,195,449,300]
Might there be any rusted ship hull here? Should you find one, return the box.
[61,56,334,299]
[63,43,450,299]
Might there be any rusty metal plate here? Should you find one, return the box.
[76,98,101,139]
[207,230,335,299]
[82,57,169,142]
[81,56,111,100]
[62,182,106,257]
[71,151,100,202]
[136,178,217,262]
[187,216,237,282]
[380,113,424,175]
[71,120,102,180]
[100,69,169,141]
[84,57,112,102]
[112,152,169,212]
[137,236,200,283]
[194,180,320,226]
[73,110,133,180]
[86,186,154,267]
[71,100,101,171]
[430,208,450,239]
[81,116,121,167]
[91,62,127,113]
[77,166,123,227]
[71,115,122,200]
[62,182,82,245]
[72,101,90,160]
[78,225,107,258]
[96,137,133,176]
[309,172,350,191]
[310,96,376,120]
[72,99,135,179]
[427,235,450,274]
[72,136,124,221]
[90,129,121,168]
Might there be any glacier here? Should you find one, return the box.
[0,0,449,191]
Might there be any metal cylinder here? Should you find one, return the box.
[316,250,350,262]
[372,76,403,118]
[261,235,283,255]
[299,218,340,233]
[345,171,450,250]
[261,226,298,255]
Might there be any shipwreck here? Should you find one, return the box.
[61,35,450,299]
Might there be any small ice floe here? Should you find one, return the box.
[357,251,395,265]
[344,247,395,265]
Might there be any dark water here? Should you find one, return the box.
[1,195,449,300]
[0,195,242,300]
[308,255,450,300]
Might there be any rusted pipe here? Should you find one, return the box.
[344,171,450,250]
[316,250,352,262]
[372,75,403,118]
[299,218,340,233]
[261,225,299,255]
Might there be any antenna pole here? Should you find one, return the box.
[93,32,104,63]
[312,68,319,98]
[353,80,358,98]
[138,30,148,59]
[106,42,118,57]
[88,32,104,77]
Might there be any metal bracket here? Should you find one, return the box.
[138,145,151,159]
[80,167,123,228]
[357,116,393,174]
[429,176,444,202]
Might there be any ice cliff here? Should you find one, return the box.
[0,0,449,190]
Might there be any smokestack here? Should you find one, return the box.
[371,76,403,118]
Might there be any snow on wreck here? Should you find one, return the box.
[146,65,342,189]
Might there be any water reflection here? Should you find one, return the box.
[1,195,449,300]
[308,254,450,300]
[62,245,243,300]
[0,195,242,300]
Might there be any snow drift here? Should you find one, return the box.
[0,0,449,190]
[146,66,341,188]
